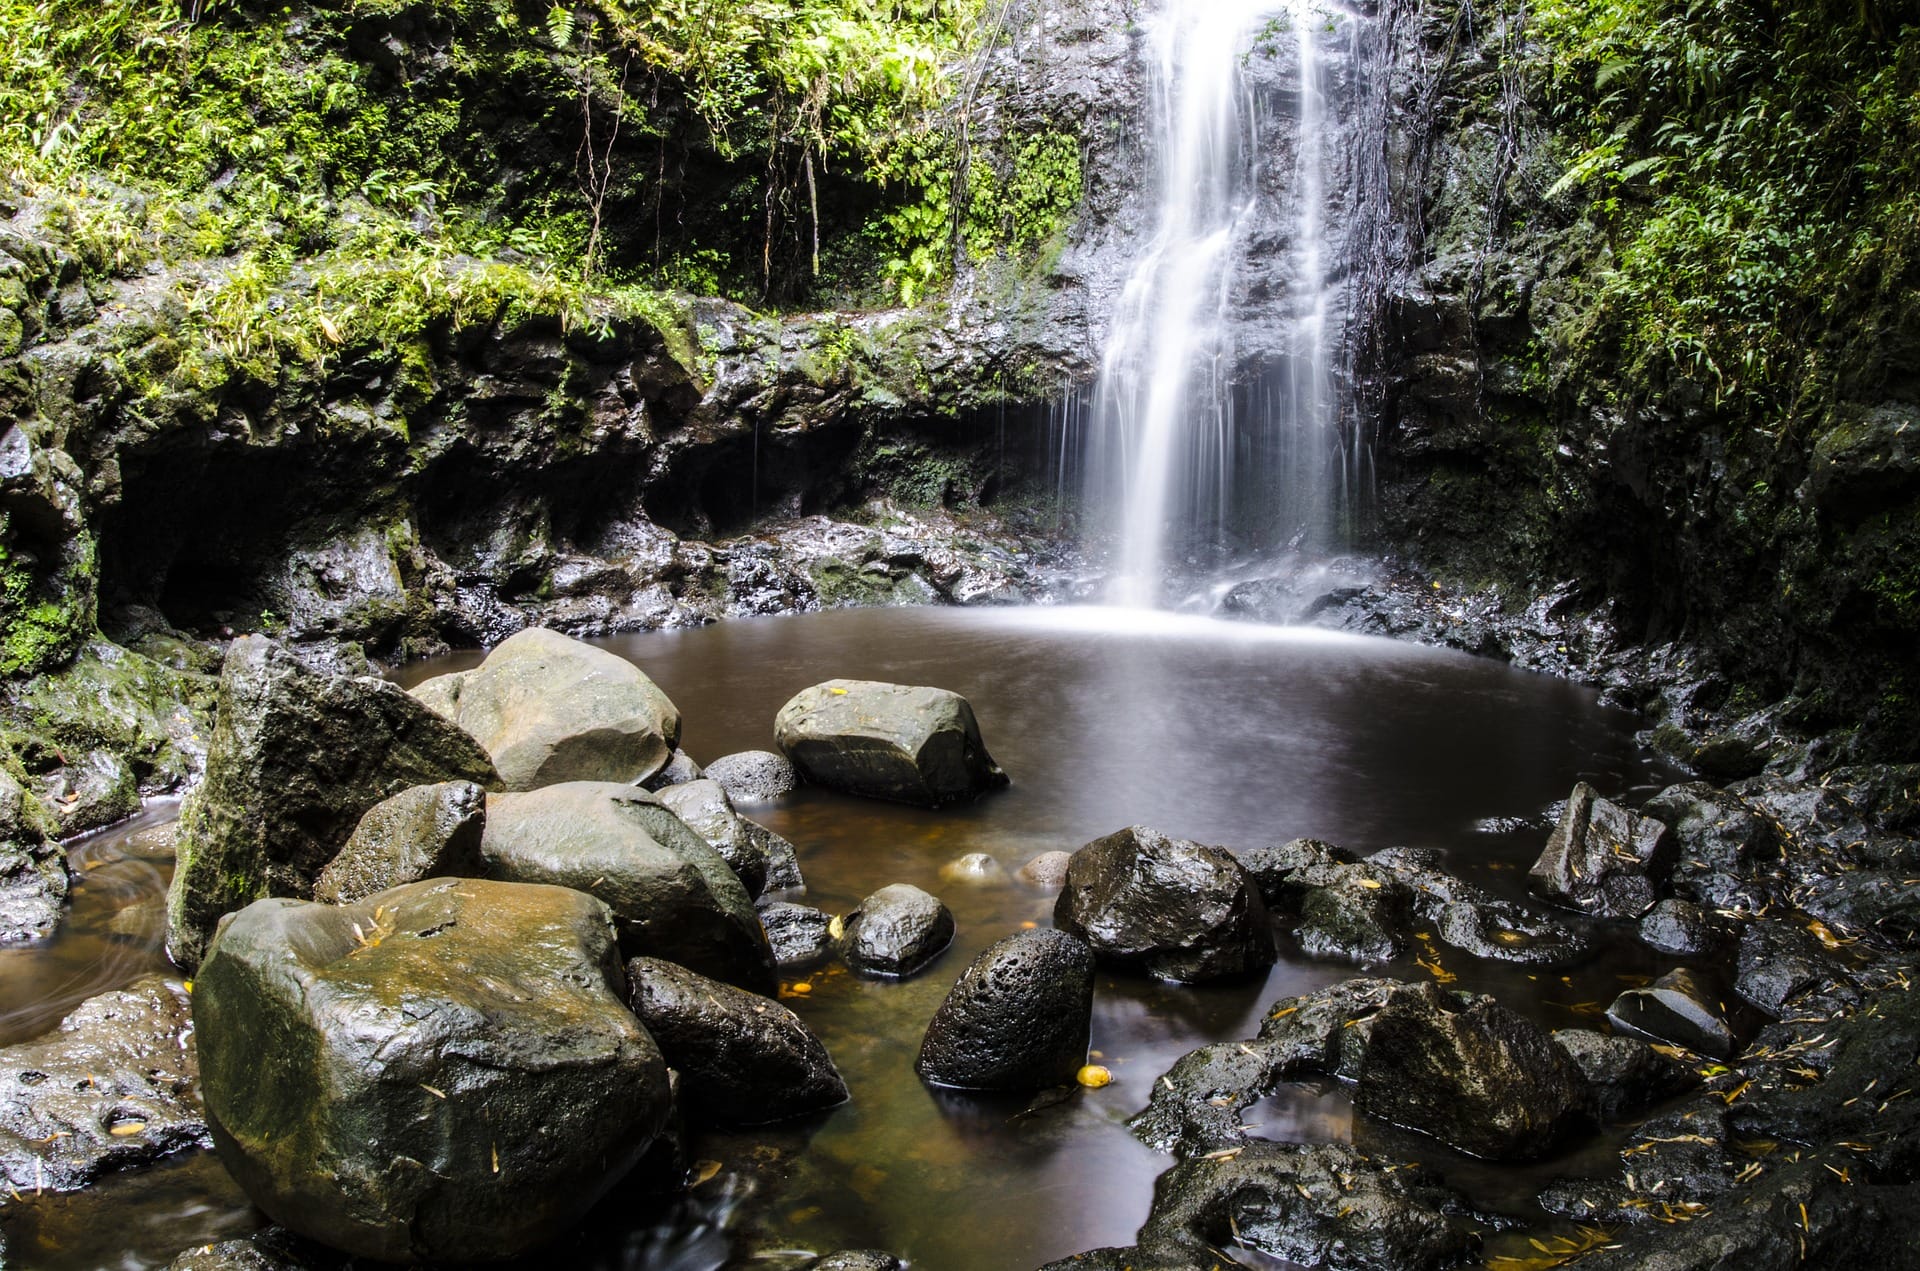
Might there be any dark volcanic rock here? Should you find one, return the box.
[165,636,500,969]
[838,883,954,977]
[0,766,65,943]
[0,975,203,1191]
[1797,870,1920,947]
[916,929,1095,1090]
[1054,825,1275,983]
[194,878,672,1264]
[626,956,847,1125]
[1646,782,1781,912]
[1291,861,1412,964]
[1355,980,1587,1160]
[410,627,681,791]
[774,679,1007,807]
[813,1254,903,1271]
[1529,782,1671,918]
[1639,898,1730,956]
[1367,846,1593,965]
[1733,921,1852,1016]
[166,1229,335,1271]
[482,782,776,993]
[1606,968,1738,1058]
[1240,837,1356,908]
[701,750,799,803]
[759,900,833,969]
[312,780,487,905]
[1551,1028,1701,1122]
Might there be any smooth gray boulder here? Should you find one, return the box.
[166,636,500,969]
[482,782,776,993]
[839,883,954,977]
[194,878,673,1264]
[1054,826,1275,983]
[775,679,1007,807]
[1606,967,1739,1058]
[1529,782,1672,918]
[654,777,804,896]
[917,929,1095,1090]
[411,627,681,791]
[626,956,847,1124]
[1017,850,1073,889]
[0,975,204,1192]
[313,781,486,905]
[702,750,799,803]
[0,765,64,943]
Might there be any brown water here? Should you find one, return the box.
[6,607,1681,1270]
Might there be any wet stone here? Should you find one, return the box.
[1016,850,1073,889]
[1291,861,1411,965]
[916,929,1095,1091]
[1639,898,1730,956]
[655,778,771,898]
[1240,837,1356,910]
[312,780,486,905]
[701,749,799,803]
[813,1254,903,1271]
[938,851,1007,885]
[639,748,704,792]
[759,900,834,969]
[1734,921,1852,1016]
[1551,1028,1700,1122]
[1606,967,1738,1059]
[1530,782,1671,918]
[0,767,64,944]
[775,679,1008,807]
[839,883,954,977]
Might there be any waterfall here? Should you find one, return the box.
[1083,0,1362,607]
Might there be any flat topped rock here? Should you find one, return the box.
[411,627,681,791]
[775,679,1007,807]
[194,878,672,1264]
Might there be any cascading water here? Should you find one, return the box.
[1083,0,1365,607]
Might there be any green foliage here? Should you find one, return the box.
[1532,0,1920,412]
[963,130,1082,259]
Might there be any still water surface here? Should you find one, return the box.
[9,607,1674,1270]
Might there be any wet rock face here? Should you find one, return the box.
[774,679,1008,807]
[482,782,776,993]
[1639,898,1730,956]
[1290,861,1413,964]
[639,749,704,792]
[838,883,954,977]
[0,766,65,943]
[625,957,846,1125]
[165,636,501,970]
[1733,921,1852,1016]
[194,879,672,1265]
[701,750,799,803]
[312,781,487,905]
[1529,783,1672,919]
[1054,826,1276,983]
[1354,981,1587,1161]
[410,627,681,791]
[758,900,833,969]
[1606,968,1738,1059]
[1551,1029,1700,1123]
[916,929,1095,1091]
[0,975,203,1192]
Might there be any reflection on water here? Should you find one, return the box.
[11,608,1673,1270]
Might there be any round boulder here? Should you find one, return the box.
[193,879,673,1264]
[482,782,776,993]
[1054,826,1276,983]
[626,957,847,1125]
[702,750,800,803]
[1017,851,1073,889]
[839,883,954,977]
[916,929,1095,1090]
[410,627,681,791]
[774,679,1007,807]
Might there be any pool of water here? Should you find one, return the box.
[5,606,1679,1270]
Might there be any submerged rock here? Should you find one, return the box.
[194,879,672,1264]
[0,975,203,1191]
[1529,782,1671,918]
[838,883,954,977]
[1017,850,1073,889]
[759,900,834,969]
[482,782,776,993]
[1054,825,1275,983]
[1606,967,1738,1058]
[0,766,65,943]
[917,929,1095,1090]
[1367,846,1592,965]
[626,956,846,1125]
[165,636,500,969]
[939,852,1007,886]
[702,750,799,803]
[774,679,1007,807]
[410,627,681,791]
[312,781,487,905]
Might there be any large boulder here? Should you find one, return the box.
[838,883,954,977]
[0,975,204,1191]
[410,627,681,791]
[774,679,1007,807]
[165,637,501,969]
[1054,826,1275,983]
[917,929,1095,1090]
[482,782,776,993]
[1353,981,1586,1161]
[313,781,487,905]
[0,765,65,943]
[625,957,846,1124]
[194,879,673,1264]
[1551,1029,1700,1122]
[1529,782,1672,918]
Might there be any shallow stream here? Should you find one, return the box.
[8,607,1681,1270]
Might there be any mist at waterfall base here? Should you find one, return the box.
[9,607,1677,1271]
[1056,0,1386,609]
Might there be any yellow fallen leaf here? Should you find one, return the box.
[108,1122,147,1137]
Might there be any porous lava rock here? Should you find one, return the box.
[916,928,1095,1090]
[410,627,681,791]
[1054,826,1275,983]
[774,679,1007,807]
[626,956,846,1124]
[193,878,673,1264]
[312,781,487,905]
[701,750,800,803]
